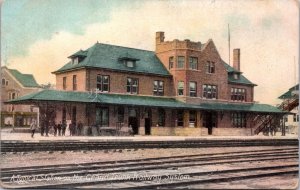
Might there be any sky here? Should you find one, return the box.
[1,0,299,105]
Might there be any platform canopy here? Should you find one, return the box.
[6,89,286,114]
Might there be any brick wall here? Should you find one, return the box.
[87,69,174,96]
[156,35,230,102]
[1,68,40,112]
[228,83,254,102]
[56,69,86,91]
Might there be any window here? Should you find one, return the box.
[2,79,5,86]
[293,114,297,122]
[97,75,110,92]
[189,57,198,70]
[63,77,67,90]
[178,81,184,96]
[297,115,299,122]
[177,110,184,127]
[203,84,217,99]
[72,75,77,91]
[12,93,16,99]
[169,57,174,69]
[189,82,197,97]
[127,78,139,94]
[233,73,239,79]
[158,108,165,126]
[177,56,185,68]
[189,111,196,127]
[153,80,164,96]
[117,107,124,122]
[126,60,134,68]
[5,81,8,86]
[206,61,215,73]
[96,107,109,127]
[72,57,79,65]
[231,113,246,128]
[231,88,246,101]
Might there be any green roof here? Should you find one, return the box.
[7,90,285,113]
[68,50,88,58]
[199,102,284,113]
[8,69,40,88]
[54,43,171,76]
[222,60,256,86]
[278,84,299,99]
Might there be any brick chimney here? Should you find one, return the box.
[156,31,165,44]
[233,49,240,71]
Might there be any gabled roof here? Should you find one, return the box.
[7,68,40,88]
[222,60,256,86]
[7,90,285,114]
[278,84,299,99]
[53,43,171,77]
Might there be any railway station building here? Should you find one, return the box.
[8,32,286,136]
[1,67,41,127]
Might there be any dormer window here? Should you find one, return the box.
[68,50,87,65]
[72,57,79,65]
[233,73,239,80]
[125,60,135,68]
[118,53,140,68]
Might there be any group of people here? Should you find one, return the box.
[30,120,84,138]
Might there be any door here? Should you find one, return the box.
[203,112,217,135]
[129,117,138,134]
[145,118,151,135]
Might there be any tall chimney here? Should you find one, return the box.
[156,31,165,44]
[233,49,240,71]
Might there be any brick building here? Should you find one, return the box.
[8,32,285,136]
[1,66,40,127]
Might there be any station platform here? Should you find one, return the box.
[1,128,298,142]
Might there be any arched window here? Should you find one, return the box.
[2,78,5,86]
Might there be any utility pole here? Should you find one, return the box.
[228,24,231,66]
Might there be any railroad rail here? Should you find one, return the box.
[1,139,298,152]
[2,147,298,189]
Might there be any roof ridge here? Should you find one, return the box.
[96,42,154,53]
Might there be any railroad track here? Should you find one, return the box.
[1,139,298,152]
[2,147,298,189]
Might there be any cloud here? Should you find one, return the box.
[4,0,299,104]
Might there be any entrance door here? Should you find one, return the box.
[129,117,138,134]
[145,118,151,135]
[203,112,217,135]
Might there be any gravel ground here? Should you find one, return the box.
[0,146,296,169]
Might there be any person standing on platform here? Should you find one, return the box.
[57,122,62,136]
[62,121,66,136]
[40,120,45,136]
[77,121,83,136]
[30,120,37,138]
[69,122,73,136]
[53,121,58,136]
[45,120,49,137]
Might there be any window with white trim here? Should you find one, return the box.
[177,56,185,68]
[127,78,139,94]
[202,84,217,99]
[153,80,164,96]
[206,61,215,73]
[231,88,246,101]
[189,57,198,70]
[97,75,110,92]
[189,82,197,97]
[178,81,184,96]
